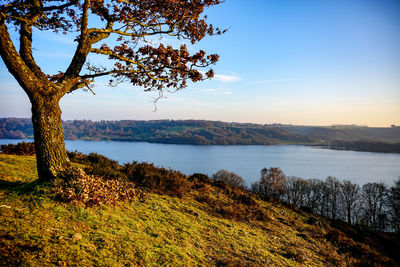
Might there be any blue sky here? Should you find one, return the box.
[1,0,399,126]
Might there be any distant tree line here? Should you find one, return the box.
[250,168,400,233]
[0,118,313,145]
[0,118,32,139]
[2,118,400,153]
[328,140,400,153]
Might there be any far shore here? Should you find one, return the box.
[1,138,399,154]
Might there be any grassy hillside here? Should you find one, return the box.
[1,154,399,266]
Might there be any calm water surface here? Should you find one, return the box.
[1,139,399,185]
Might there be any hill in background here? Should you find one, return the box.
[1,118,400,152]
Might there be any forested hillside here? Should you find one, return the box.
[1,118,400,152]
[283,125,400,144]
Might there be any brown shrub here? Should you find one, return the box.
[212,180,229,190]
[325,229,394,265]
[194,189,215,205]
[0,142,35,155]
[228,188,257,206]
[189,173,212,184]
[85,153,125,180]
[67,152,126,180]
[212,169,246,189]
[52,168,144,207]
[124,162,192,198]
[189,174,213,192]
[193,183,212,195]
[67,151,90,164]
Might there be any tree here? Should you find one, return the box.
[387,178,400,233]
[212,169,246,189]
[252,167,286,199]
[339,180,361,224]
[325,176,342,220]
[0,0,222,180]
[361,182,388,231]
[302,178,324,214]
[284,176,307,207]
[317,179,330,217]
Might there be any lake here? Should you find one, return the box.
[1,139,399,186]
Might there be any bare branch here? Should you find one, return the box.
[87,27,174,38]
[80,70,116,79]
[42,0,79,12]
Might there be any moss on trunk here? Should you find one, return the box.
[31,97,70,180]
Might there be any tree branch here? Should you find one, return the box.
[90,48,168,81]
[87,20,114,44]
[19,22,48,81]
[62,0,91,82]
[87,27,174,38]
[0,19,42,98]
[15,0,48,81]
[62,0,117,86]
[80,70,117,79]
[42,0,79,11]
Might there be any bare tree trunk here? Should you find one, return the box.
[347,208,352,224]
[31,96,70,180]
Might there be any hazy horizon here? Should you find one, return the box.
[1,0,399,127]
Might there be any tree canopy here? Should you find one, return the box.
[0,0,223,180]
[1,0,223,96]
